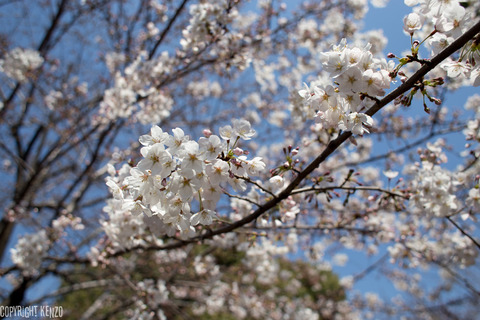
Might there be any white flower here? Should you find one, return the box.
[138,144,171,176]
[166,128,189,155]
[470,68,480,87]
[199,135,224,160]
[191,209,217,226]
[232,119,256,140]
[298,82,313,99]
[404,0,424,6]
[139,125,169,146]
[346,112,373,135]
[428,33,452,55]
[219,124,235,141]
[245,157,266,176]
[324,96,347,128]
[403,12,425,35]
[269,175,285,192]
[137,279,169,308]
[362,69,390,97]
[169,171,196,201]
[434,15,454,34]
[205,159,230,185]
[125,167,153,198]
[467,188,480,212]
[383,170,399,179]
[336,66,365,93]
[370,0,389,8]
[163,209,190,233]
[180,140,204,174]
[122,198,152,216]
[442,5,467,38]
[441,60,471,78]
[321,50,348,77]
[106,177,124,200]
[426,0,463,17]
[332,253,349,266]
[280,196,300,222]
[229,177,247,192]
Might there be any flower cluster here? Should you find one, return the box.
[0,47,43,83]
[298,39,392,135]
[463,94,480,153]
[180,0,236,52]
[9,214,85,275]
[99,51,174,124]
[467,187,480,212]
[408,142,462,217]
[463,94,480,216]
[10,230,50,276]
[388,231,478,269]
[404,0,480,86]
[134,279,168,313]
[404,0,470,38]
[105,119,265,243]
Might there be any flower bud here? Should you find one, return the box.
[233,147,243,156]
[203,129,212,137]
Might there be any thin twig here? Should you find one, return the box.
[291,185,409,199]
[446,216,480,251]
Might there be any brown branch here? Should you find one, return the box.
[353,252,389,282]
[291,185,409,199]
[343,126,465,168]
[107,20,480,256]
[222,190,262,206]
[241,224,380,235]
[27,279,123,305]
[38,0,70,53]
[148,0,190,59]
[0,0,69,119]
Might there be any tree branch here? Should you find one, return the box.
[110,20,480,255]
[148,0,190,59]
[446,216,480,251]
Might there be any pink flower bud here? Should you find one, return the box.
[233,147,243,156]
[203,129,212,137]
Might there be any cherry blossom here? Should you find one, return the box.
[3,0,480,318]
[0,48,43,83]
[403,12,425,35]
[10,230,50,276]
